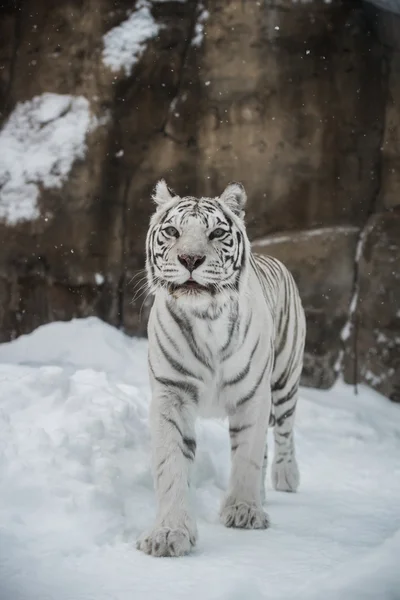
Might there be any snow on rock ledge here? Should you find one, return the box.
[364,0,400,14]
[102,1,161,76]
[0,93,95,225]
[192,3,210,47]
[290,0,400,11]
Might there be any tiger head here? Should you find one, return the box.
[146,180,250,307]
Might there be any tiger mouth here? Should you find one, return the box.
[168,280,215,294]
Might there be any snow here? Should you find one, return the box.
[0,317,399,600]
[95,273,105,285]
[292,0,400,10]
[340,290,358,343]
[365,0,400,14]
[252,226,359,248]
[0,93,95,225]
[102,1,161,76]
[377,332,389,344]
[336,225,368,377]
[364,369,383,386]
[192,4,210,48]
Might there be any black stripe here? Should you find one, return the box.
[183,437,196,458]
[192,306,222,321]
[179,444,195,461]
[164,480,174,494]
[157,457,167,470]
[155,330,198,379]
[275,275,291,356]
[274,381,298,407]
[147,229,157,283]
[221,317,236,355]
[160,418,196,462]
[229,423,253,435]
[223,337,260,387]
[243,311,252,339]
[166,302,213,370]
[236,358,270,408]
[156,457,167,481]
[162,415,183,438]
[220,303,240,359]
[276,404,296,427]
[149,361,199,404]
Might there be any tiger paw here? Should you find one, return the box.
[220,501,269,529]
[272,457,299,492]
[136,522,197,557]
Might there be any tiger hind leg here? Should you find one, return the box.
[261,442,268,504]
[260,410,276,503]
[271,380,300,492]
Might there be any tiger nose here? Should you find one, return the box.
[178,254,206,272]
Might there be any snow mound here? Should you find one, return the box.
[102,1,161,76]
[0,93,95,225]
[0,316,148,386]
[0,317,399,600]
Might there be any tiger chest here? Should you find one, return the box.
[192,317,245,418]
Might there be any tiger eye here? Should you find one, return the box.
[164,226,179,238]
[209,228,226,240]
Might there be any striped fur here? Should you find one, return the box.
[137,181,306,557]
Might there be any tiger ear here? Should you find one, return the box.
[152,179,175,209]
[220,182,247,218]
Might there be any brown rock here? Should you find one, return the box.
[370,8,400,210]
[344,210,400,402]
[0,2,16,122]
[123,0,388,334]
[0,0,196,338]
[156,0,387,238]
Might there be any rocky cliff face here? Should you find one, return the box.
[0,0,399,401]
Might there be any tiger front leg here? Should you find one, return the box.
[137,392,198,557]
[220,385,271,530]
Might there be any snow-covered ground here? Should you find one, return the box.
[0,317,399,600]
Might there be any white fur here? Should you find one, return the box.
[152,179,175,208]
[219,181,247,218]
[137,183,306,557]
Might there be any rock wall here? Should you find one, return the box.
[0,0,399,400]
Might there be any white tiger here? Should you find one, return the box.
[136,181,306,557]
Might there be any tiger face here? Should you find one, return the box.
[146,181,250,305]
